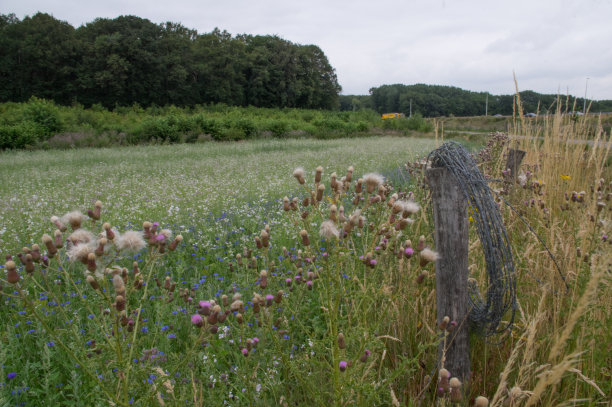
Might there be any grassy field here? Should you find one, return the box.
[0,121,610,407]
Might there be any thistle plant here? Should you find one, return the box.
[0,202,197,406]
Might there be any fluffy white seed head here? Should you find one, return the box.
[115,231,146,252]
[363,173,384,193]
[320,220,340,240]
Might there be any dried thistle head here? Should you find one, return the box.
[293,167,306,184]
[474,396,489,407]
[363,173,384,194]
[420,248,440,266]
[69,229,95,245]
[115,231,146,252]
[67,243,95,264]
[320,220,340,240]
[62,211,86,230]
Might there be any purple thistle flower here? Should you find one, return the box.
[191,314,203,328]
[241,348,248,356]
[404,247,414,258]
[339,361,347,372]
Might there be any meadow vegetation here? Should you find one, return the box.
[0,98,433,150]
[0,105,610,407]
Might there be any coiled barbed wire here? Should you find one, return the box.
[427,141,517,337]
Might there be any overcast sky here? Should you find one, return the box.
[4,0,612,99]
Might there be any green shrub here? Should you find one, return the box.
[22,97,63,138]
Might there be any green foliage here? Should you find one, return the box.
[0,13,341,110]
[22,97,63,137]
[354,84,612,117]
[0,100,435,149]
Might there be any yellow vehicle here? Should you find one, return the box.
[381,113,405,119]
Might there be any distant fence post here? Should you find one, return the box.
[426,167,471,383]
[505,148,526,182]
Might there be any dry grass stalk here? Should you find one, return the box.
[548,257,606,363]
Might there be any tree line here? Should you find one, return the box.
[340,84,612,117]
[0,13,341,109]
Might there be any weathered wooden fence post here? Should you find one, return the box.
[426,167,471,383]
[505,148,526,182]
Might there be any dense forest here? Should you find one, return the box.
[2,12,612,118]
[340,84,612,117]
[0,13,341,109]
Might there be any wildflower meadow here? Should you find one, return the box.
[0,109,611,407]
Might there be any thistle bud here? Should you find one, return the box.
[86,275,99,290]
[337,333,346,349]
[236,313,244,324]
[169,235,183,251]
[143,221,152,239]
[439,316,450,331]
[416,270,428,284]
[299,230,310,246]
[315,166,323,184]
[261,230,270,248]
[87,253,97,273]
[417,235,426,251]
[51,216,67,232]
[255,236,262,249]
[103,223,115,240]
[293,167,306,185]
[439,368,450,392]
[24,254,35,274]
[260,270,268,289]
[113,274,126,297]
[474,396,489,407]
[274,290,284,303]
[329,205,338,222]
[115,295,125,311]
[199,301,212,316]
[360,349,371,363]
[449,377,462,403]
[355,178,363,193]
[42,234,57,257]
[316,184,325,202]
[88,201,102,220]
[346,166,354,183]
[54,230,64,249]
[6,260,19,284]
[95,237,107,256]
[31,244,41,262]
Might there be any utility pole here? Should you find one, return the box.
[409,99,412,117]
[583,77,589,114]
[485,94,488,116]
